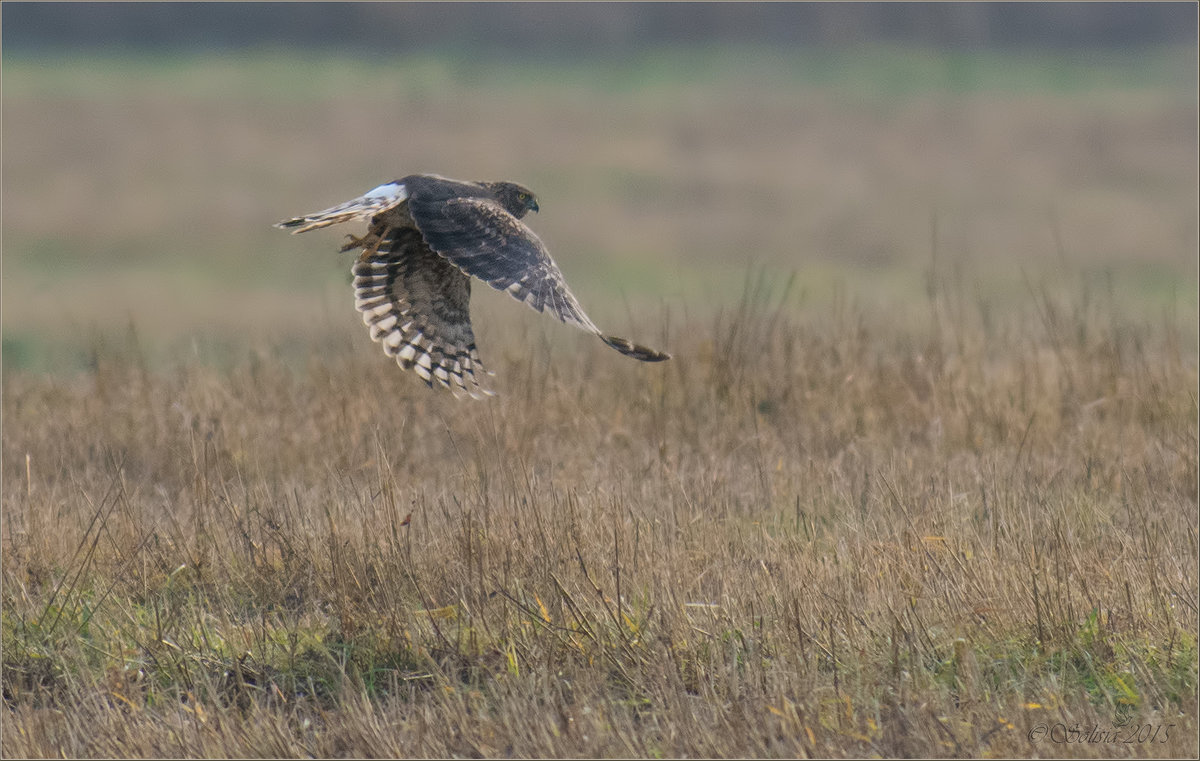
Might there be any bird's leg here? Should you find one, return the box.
[340,233,369,252]
[343,219,387,254]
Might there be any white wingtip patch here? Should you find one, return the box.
[360,302,392,320]
[374,314,398,333]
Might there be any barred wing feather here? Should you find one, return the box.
[351,227,493,398]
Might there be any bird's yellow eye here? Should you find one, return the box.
[518,192,528,201]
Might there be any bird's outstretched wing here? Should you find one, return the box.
[351,225,493,398]
[276,181,409,234]
[407,192,669,362]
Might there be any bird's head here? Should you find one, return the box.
[492,182,540,219]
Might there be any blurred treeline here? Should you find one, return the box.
[3,2,1195,55]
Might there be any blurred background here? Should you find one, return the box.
[3,2,1196,373]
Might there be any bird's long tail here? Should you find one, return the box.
[600,334,671,362]
[275,181,408,234]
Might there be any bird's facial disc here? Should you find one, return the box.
[516,189,539,214]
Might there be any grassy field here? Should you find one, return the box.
[3,46,1198,757]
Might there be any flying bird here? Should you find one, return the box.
[276,174,669,397]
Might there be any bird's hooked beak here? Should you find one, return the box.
[530,198,540,213]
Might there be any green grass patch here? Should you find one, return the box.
[4,44,1195,102]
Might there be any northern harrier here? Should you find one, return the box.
[276,174,669,397]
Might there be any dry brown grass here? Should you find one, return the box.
[2,49,1198,757]
[3,265,1197,757]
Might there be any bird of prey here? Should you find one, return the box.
[276,173,669,397]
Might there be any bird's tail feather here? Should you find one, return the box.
[276,209,365,234]
[600,335,671,362]
[275,182,408,234]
